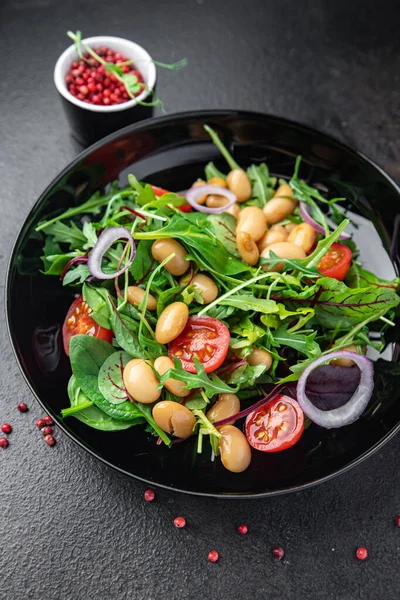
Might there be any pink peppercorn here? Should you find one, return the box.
[208,551,219,563]
[1,423,12,434]
[0,437,9,448]
[144,489,155,502]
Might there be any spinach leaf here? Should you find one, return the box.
[69,335,143,422]
[158,356,238,398]
[82,283,113,329]
[98,351,131,404]
[66,376,140,431]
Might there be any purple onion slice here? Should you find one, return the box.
[87,226,136,280]
[185,184,237,214]
[299,202,351,240]
[296,351,374,428]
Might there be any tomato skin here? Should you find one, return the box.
[318,243,352,281]
[62,295,113,356]
[168,316,230,374]
[245,395,304,452]
[149,184,192,212]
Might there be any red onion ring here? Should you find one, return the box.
[297,351,374,428]
[87,226,136,280]
[185,184,237,214]
[299,202,351,240]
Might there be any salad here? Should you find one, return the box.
[37,125,400,474]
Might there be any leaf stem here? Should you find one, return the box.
[203,125,241,171]
[61,400,93,417]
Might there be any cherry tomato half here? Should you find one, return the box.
[168,316,230,374]
[245,395,304,452]
[62,295,113,356]
[149,184,192,212]
[318,242,352,281]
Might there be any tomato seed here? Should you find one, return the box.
[208,550,219,563]
[0,437,9,448]
[1,423,12,434]
[42,426,53,436]
[272,547,285,560]
[356,547,368,561]
[36,418,46,429]
[44,434,56,447]
[17,402,28,413]
[238,524,248,535]
[174,517,186,528]
[144,489,155,502]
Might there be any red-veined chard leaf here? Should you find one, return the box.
[98,351,131,405]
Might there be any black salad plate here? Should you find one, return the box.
[6,110,400,498]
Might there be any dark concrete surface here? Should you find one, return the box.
[1,1,400,598]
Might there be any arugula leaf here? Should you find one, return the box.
[158,356,238,398]
[247,164,275,206]
[204,162,226,181]
[64,376,140,431]
[219,294,279,314]
[35,184,120,232]
[128,174,157,205]
[224,363,266,388]
[82,221,98,249]
[82,283,113,329]
[271,326,321,359]
[156,285,184,315]
[98,351,131,404]
[185,392,209,410]
[41,236,62,271]
[134,214,253,275]
[62,264,90,286]
[43,252,77,275]
[44,221,87,249]
[181,284,204,306]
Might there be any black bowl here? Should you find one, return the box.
[6,110,400,498]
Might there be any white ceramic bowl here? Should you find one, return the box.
[54,35,157,144]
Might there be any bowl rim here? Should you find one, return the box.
[53,35,157,113]
[6,109,400,498]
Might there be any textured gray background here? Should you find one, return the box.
[1,1,400,599]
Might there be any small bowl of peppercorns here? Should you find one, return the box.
[54,34,157,145]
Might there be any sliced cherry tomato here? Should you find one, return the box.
[62,295,113,356]
[245,394,304,452]
[149,184,192,212]
[318,242,352,281]
[168,316,230,374]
